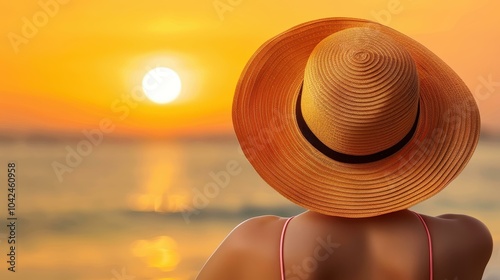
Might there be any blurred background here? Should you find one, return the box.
[0,0,499,279]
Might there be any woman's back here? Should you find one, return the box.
[196,210,492,280]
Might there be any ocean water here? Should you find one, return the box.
[0,138,498,280]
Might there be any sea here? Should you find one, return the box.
[0,138,498,280]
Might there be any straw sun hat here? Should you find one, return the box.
[232,18,480,218]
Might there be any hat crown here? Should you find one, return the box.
[301,27,420,156]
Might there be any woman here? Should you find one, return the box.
[197,18,493,280]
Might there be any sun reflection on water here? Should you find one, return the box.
[128,144,192,213]
[131,236,181,272]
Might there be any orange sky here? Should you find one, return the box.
[1,0,499,138]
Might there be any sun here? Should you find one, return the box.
[142,67,182,104]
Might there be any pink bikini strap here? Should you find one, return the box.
[414,212,434,280]
[280,216,294,280]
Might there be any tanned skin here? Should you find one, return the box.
[197,209,493,280]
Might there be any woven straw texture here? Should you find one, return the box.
[232,18,480,218]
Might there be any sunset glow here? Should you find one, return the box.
[1,0,499,138]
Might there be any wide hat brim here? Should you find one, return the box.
[233,18,480,218]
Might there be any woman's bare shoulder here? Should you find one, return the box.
[435,213,493,241]
[234,215,284,231]
[430,214,491,244]
[226,215,286,247]
[196,215,286,280]
[431,213,493,276]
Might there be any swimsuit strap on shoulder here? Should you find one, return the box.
[280,216,294,280]
[413,212,434,280]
